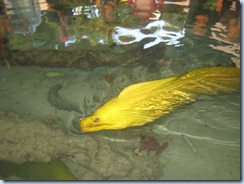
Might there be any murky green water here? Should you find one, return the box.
[0,0,240,180]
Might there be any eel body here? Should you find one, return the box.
[79,66,240,132]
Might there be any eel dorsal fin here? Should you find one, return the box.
[118,77,176,99]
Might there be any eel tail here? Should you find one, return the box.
[177,66,240,95]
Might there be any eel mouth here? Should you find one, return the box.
[80,126,92,129]
[79,123,105,132]
[80,124,96,132]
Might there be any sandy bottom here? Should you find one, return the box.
[0,65,240,180]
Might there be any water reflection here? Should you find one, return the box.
[3,0,42,35]
[128,0,164,24]
[112,20,185,49]
[0,0,241,180]
[0,0,240,67]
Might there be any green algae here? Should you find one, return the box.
[0,158,77,180]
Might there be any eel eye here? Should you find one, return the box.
[93,118,99,123]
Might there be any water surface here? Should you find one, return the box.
[0,0,240,180]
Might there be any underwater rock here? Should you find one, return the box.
[0,109,75,163]
[0,109,170,179]
[3,42,166,69]
[47,84,82,113]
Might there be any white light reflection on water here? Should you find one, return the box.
[72,5,99,18]
[112,20,185,49]
[209,21,240,68]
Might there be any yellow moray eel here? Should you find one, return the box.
[80,66,240,132]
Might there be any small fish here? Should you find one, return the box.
[0,88,8,92]
[156,142,169,156]
[181,134,196,153]
[139,137,160,153]
[45,72,64,78]
[136,137,169,156]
